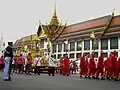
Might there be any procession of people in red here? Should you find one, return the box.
[0,50,120,81]
[60,50,120,81]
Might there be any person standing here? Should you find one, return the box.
[107,52,112,80]
[96,51,104,80]
[63,54,70,76]
[26,53,32,75]
[104,58,108,78]
[13,55,18,73]
[59,56,64,75]
[3,42,13,81]
[84,55,89,78]
[48,55,56,76]
[88,51,95,79]
[34,55,41,75]
[112,50,117,81]
[0,56,4,72]
[17,54,24,74]
[22,51,27,73]
[80,53,85,78]
[116,57,120,80]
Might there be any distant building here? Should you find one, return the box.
[13,4,120,60]
[53,15,120,60]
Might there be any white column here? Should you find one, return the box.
[108,38,110,56]
[49,41,52,56]
[82,39,84,55]
[118,37,120,56]
[56,44,58,59]
[90,39,92,54]
[56,44,58,53]
[98,39,101,57]
[75,41,77,60]
[68,42,70,58]
[62,43,64,57]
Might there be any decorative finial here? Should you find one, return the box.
[55,0,56,10]
[39,20,41,25]
[53,0,56,17]
[49,0,59,26]
[112,9,115,16]
[65,20,67,25]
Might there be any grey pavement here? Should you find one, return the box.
[0,72,120,90]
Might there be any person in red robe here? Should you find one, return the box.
[80,53,85,78]
[60,57,64,75]
[84,55,89,78]
[88,51,95,79]
[12,55,18,73]
[107,52,117,80]
[96,51,104,79]
[63,54,70,76]
[112,50,117,80]
[0,56,4,71]
[106,52,113,80]
[14,55,18,73]
[17,54,24,74]
[26,53,33,75]
[104,58,108,77]
[116,57,120,80]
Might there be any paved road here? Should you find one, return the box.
[0,72,120,90]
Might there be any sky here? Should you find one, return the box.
[0,0,119,44]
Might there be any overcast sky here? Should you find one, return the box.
[0,0,119,44]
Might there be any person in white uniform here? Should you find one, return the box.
[34,55,42,75]
[22,51,27,73]
[48,55,56,76]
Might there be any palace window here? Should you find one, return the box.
[57,54,62,59]
[94,52,98,58]
[84,40,90,50]
[92,39,98,50]
[70,42,75,51]
[76,53,81,58]
[70,53,75,59]
[64,43,68,52]
[110,37,118,49]
[103,52,108,57]
[63,54,67,57]
[53,44,57,53]
[77,41,82,51]
[58,44,62,52]
[101,38,108,50]
[54,54,56,59]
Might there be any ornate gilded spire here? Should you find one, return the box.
[49,0,59,26]
[112,9,115,16]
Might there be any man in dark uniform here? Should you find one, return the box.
[3,42,13,81]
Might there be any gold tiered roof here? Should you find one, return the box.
[49,1,59,26]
